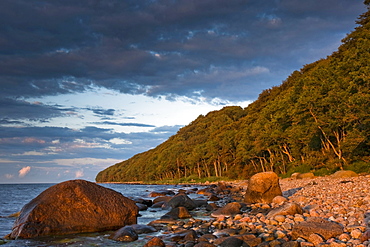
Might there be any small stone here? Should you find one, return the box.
[338,233,350,241]
[293,215,305,222]
[281,223,292,230]
[144,236,165,247]
[269,239,283,247]
[329,242,346,247]
[233,214,243,221]
[360,229,370,241]
[309,210,319,217]
[282,241,300,247]
[275,215,286,222]
[299,242,314,246]
[272,195,288,205]
[109,226,138,242]
[275,230,286,239]
[308,233,324,246]
[350,228,362,239]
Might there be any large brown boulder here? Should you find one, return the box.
[8,179,139,239]
[291,217,344,240]
[244,171,282,204]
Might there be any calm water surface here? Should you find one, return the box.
[0,183,206,246]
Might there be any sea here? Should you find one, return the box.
[0,183,207,246]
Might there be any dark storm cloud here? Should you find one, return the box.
[0,98,67,122]
[0,0,366,102]
[84,107,115,117]
[0,123,179,161]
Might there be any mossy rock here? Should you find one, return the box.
[331,170,358,178]
[296,173,315,179]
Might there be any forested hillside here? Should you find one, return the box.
[96,5,370,183]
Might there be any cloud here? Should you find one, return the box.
[75,170,84,178]
[0,0,365,102]
[18,166,31,177]
[0,98,68,122]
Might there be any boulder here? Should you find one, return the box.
[153,196,171,204]
[291,217,344,240]
[162,206,192,220]
[296,172,315,179]
[211,202,242,217]
[109,225,138,242]
[8,179,138,239]
[130,224,157,234]
[244,172,282,204]
[166,193,197,210]
[267,203,303,218]
[331,170,358,178]
[149,190,175,197]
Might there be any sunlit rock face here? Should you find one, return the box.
[244,171,282,204]
[8,179,138,239]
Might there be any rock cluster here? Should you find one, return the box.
[138,171,370,246]
[7,172,370,247]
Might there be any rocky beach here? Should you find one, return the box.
[2,171,370,247]
[140,171,370,247]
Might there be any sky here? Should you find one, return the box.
[0,0,367,183]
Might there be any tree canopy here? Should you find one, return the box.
[96,6,370,183]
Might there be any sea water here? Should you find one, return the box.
[0,183,207,246]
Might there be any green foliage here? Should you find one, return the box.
[344,161,370,174]
[96,6,370,183]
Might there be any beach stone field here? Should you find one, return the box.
[140,171,370,247]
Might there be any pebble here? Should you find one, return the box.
[142,175,370,247]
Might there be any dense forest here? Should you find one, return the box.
[96,4,370,183]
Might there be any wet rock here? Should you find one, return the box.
[149,190,175,197]
[291,217,344,240]
[162,206,192,219]
[267,203,303,218]
[153,196,172,204]
[8,179,138,239]
[136,203,148,211]
[166,193,197,210]
[152,201,166,208]
[133,198,153,207]
[193,199,208,208]
[211,202,242,217]
[130,224,157,234]
[144,236,165,247]
[109,225,138,242]
[206,203,219,211]
[244,172,282,204]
